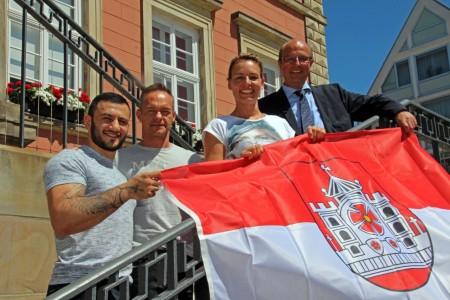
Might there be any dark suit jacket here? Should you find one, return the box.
[258,83,406,135]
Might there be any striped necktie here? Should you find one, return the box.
[294,90,313,134]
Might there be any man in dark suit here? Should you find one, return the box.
[259,39,417,136]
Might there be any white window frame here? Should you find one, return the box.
[239,35,281,98]
[142,0,216,129]
[152,15,201,127]
[233,13,290,98]
[382,60,411,93]
[261,59,281,98]
[8,0,82,91]
[412,9,446,47]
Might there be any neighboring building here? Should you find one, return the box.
[369,0,450,119]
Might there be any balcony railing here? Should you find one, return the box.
[349,99,450,173]
[45,219,205,300]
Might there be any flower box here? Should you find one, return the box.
[26,99,84,123]
[7,81,90,124]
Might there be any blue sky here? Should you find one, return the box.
[323,0,450,94]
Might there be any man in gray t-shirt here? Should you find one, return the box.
[44,93,161,297]
[116,83,202,245]
[116,143,202,244]
[115,83,205,299]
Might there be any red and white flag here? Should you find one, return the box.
[162,128,450,300]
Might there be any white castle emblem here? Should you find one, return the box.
[309,164,432,286]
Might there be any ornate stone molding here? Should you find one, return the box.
[232,12,291,49]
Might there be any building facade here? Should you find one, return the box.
[368,0,450,119]
[2,0,328,139]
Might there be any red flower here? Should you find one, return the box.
[30,82,43,88]
[79,92,90,104]
[52,87,63,99]
[6,81,91,110]
[191,123,196,128]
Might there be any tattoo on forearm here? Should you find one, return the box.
[62,184,145,215]
[63,185,120,215]
[116,184,145,202]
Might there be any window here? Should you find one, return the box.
[397,61,411,86]
[416,47,450,81]
[382,60,411,92]
[232,12,289,98]
[8,0,82,90]
[152,17,200,127]
[423,96,450,119]
[382,67,396,92]
[142,0,217,128]
[261,60,280,97]
[412,9,446,46]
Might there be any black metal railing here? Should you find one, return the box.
[45,219,206,300]
[9,0,196,151]
[348,100,450,173]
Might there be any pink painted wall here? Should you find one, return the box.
[101,0,306,118]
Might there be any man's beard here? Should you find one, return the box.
[91,121,127,151]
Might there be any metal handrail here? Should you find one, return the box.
[348,99,450,172]
[46,219,204,300]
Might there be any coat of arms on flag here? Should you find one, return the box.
[162,128,450,300]
[304,162,431,291]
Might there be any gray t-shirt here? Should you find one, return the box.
[115,143,202,245]
[44,145,136,284]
